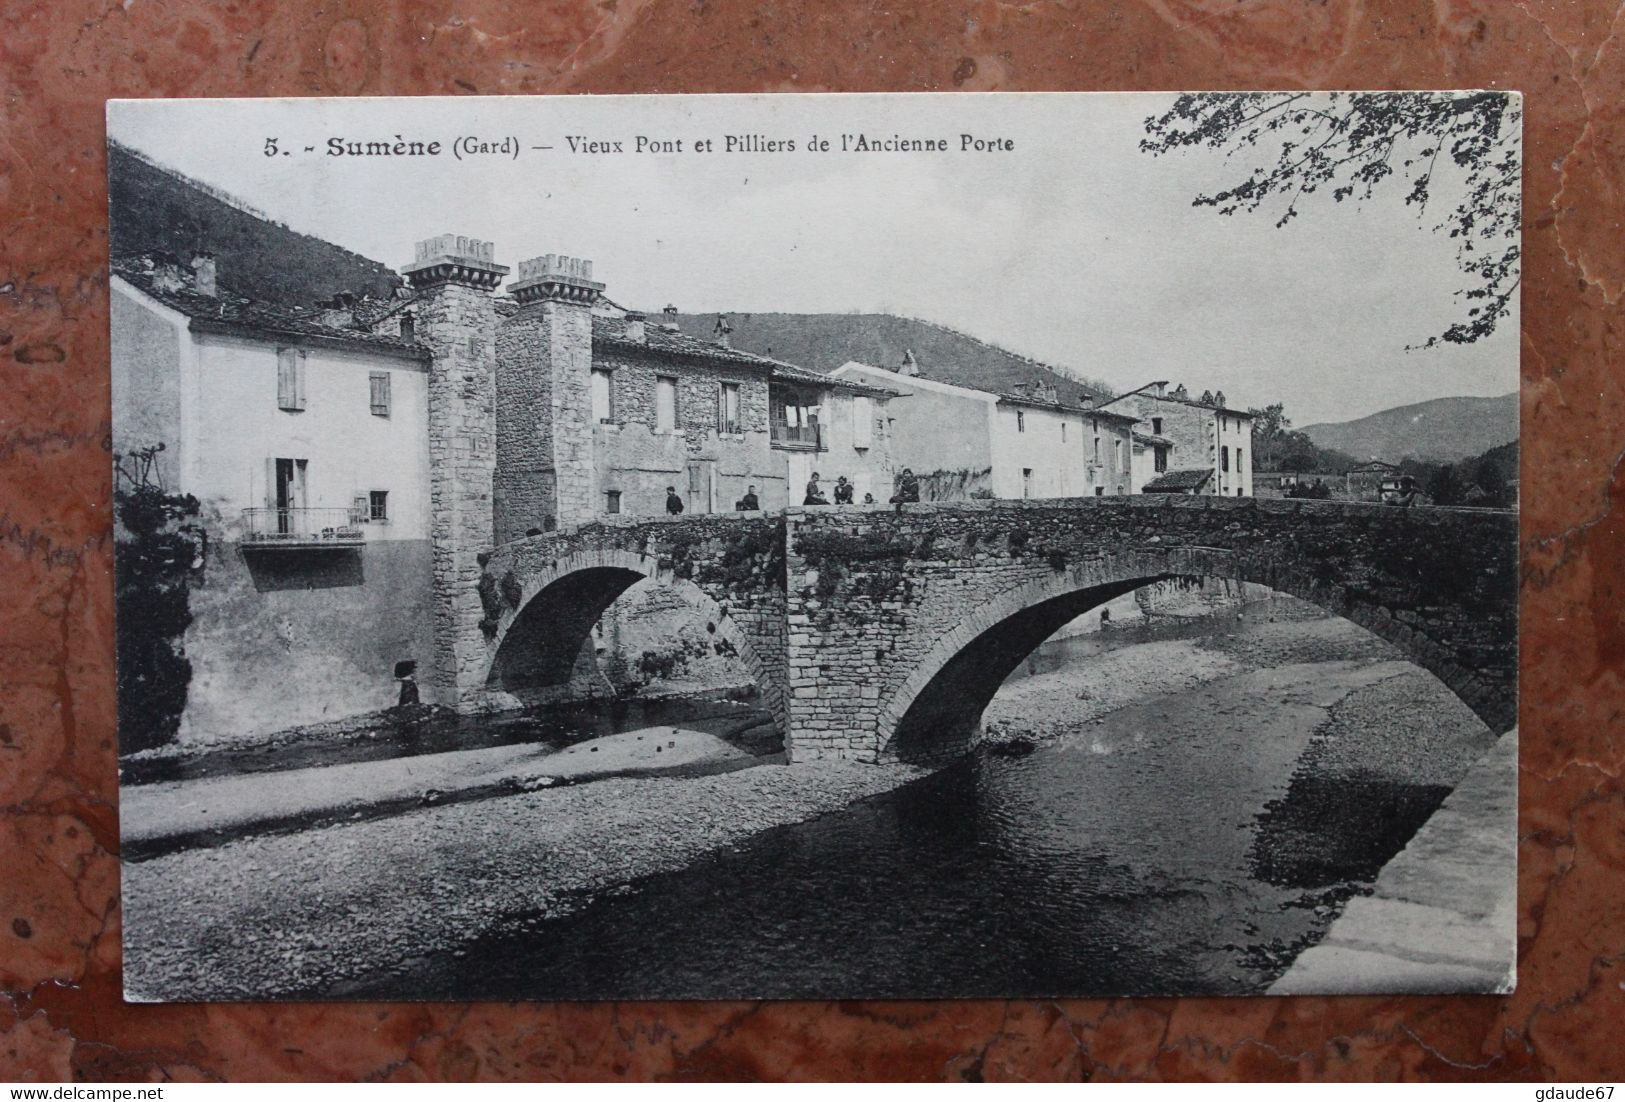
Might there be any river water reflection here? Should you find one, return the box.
[392,604,1479,999]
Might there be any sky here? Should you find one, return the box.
[108,93,1520,427]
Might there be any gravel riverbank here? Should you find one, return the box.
[123,759,924,1000]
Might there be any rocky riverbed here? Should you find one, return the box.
[123,594,1501,1001]
[122,757,924,1000]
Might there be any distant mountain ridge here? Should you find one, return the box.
[1300,393,1518,463]
[657,312,1116,406]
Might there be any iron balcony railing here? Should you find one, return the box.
[241,506,365,547]
[770,421,822,449]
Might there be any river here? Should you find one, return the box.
[369,595,1496,1000]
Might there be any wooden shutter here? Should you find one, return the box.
[369,372,391,416]
[277,349,295,409]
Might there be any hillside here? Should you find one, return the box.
[108,141,403,306]
[661,312,1115,405]
[1300,392,1518,463]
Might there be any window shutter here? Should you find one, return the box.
[296,352,306,410]
[352,492,369,523]
[369,371,391,416]
[716,384,724,433]
[277,350,294,409]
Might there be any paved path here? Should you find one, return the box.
[121,727,755,852]
[1271,727,1518,995]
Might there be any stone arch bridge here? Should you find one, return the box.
[473,497,1517,763]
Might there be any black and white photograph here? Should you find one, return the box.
[108,91,1521,1002]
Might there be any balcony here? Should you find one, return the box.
[241,507,365,549]
[771,421,823,450]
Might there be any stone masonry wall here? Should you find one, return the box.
[414,280,500,704]
[478,513,788,725]
[546,301,598,529]
[493,303,557,543]
[592,347,780,516]
[473,498,1516,764]
[784,497,1518,761]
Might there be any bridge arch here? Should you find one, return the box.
[485,547,783,729]
[876,545,1509,763]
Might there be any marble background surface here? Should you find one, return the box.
[2,0,1622,1081]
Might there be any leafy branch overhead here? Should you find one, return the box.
[1141,91,1521,348]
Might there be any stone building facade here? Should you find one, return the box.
[831,361,1137,500]
[1103,381,1255,497]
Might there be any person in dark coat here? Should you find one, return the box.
[665,486,685,515]
[833,476,854,505]
[738,485,760,510]
[890,468,921,509]
[804,472,829,506]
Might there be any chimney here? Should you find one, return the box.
[713,313,733,348]
[1171,383,1188,400]
[900,349,920,377]
[1214,389,1226,408]
[1150,380,1167,399]
[147,253,186,294]
[190,252,217,297]
[399,311,416,342]
[1200,389,1215,405]
[508,253,604,305]
[624,311,647,343]
[316,291,356,329]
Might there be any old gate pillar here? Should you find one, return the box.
[401,234,509,706]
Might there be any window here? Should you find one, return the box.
[592,369,614,423]
[852,395,872,448]
[1093,437,1101,463]
[1113,439,1122,468]
[718,382,741,435]
[1152,416,1162,435]
[1237,447,1245,474]
[1016,410,1025,433]
[1022,468,1033,498]
[1236,487,1243,497]
[368,490,389,522]
[1094,486,1104,497]
[655,376,678,433]
[605,489,622,514]
[1061,422,1067,442]
[1222,445,1231,473]
[369,371,391,417]
[276,348,306,411]
[1155,445,1168,473]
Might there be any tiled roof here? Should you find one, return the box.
[1132,431,1175,447]
[1143,468,1214,492]
[113,257,429,360]
[594,315,897,397]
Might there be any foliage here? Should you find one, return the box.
[1286,479,1334,500]
[1249,402,1359,475]
[1142,92,1521,348]
[113,445,205,754]
[1401,441,1518,508]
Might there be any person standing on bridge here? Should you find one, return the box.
[665,485,685,515]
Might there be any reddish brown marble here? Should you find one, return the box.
[2,0,1622,1081]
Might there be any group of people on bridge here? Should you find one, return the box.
[802,469,921,510]
[659,469,923,516]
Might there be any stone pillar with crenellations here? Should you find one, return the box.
[495,254,606,539]
[401,234,509,705]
